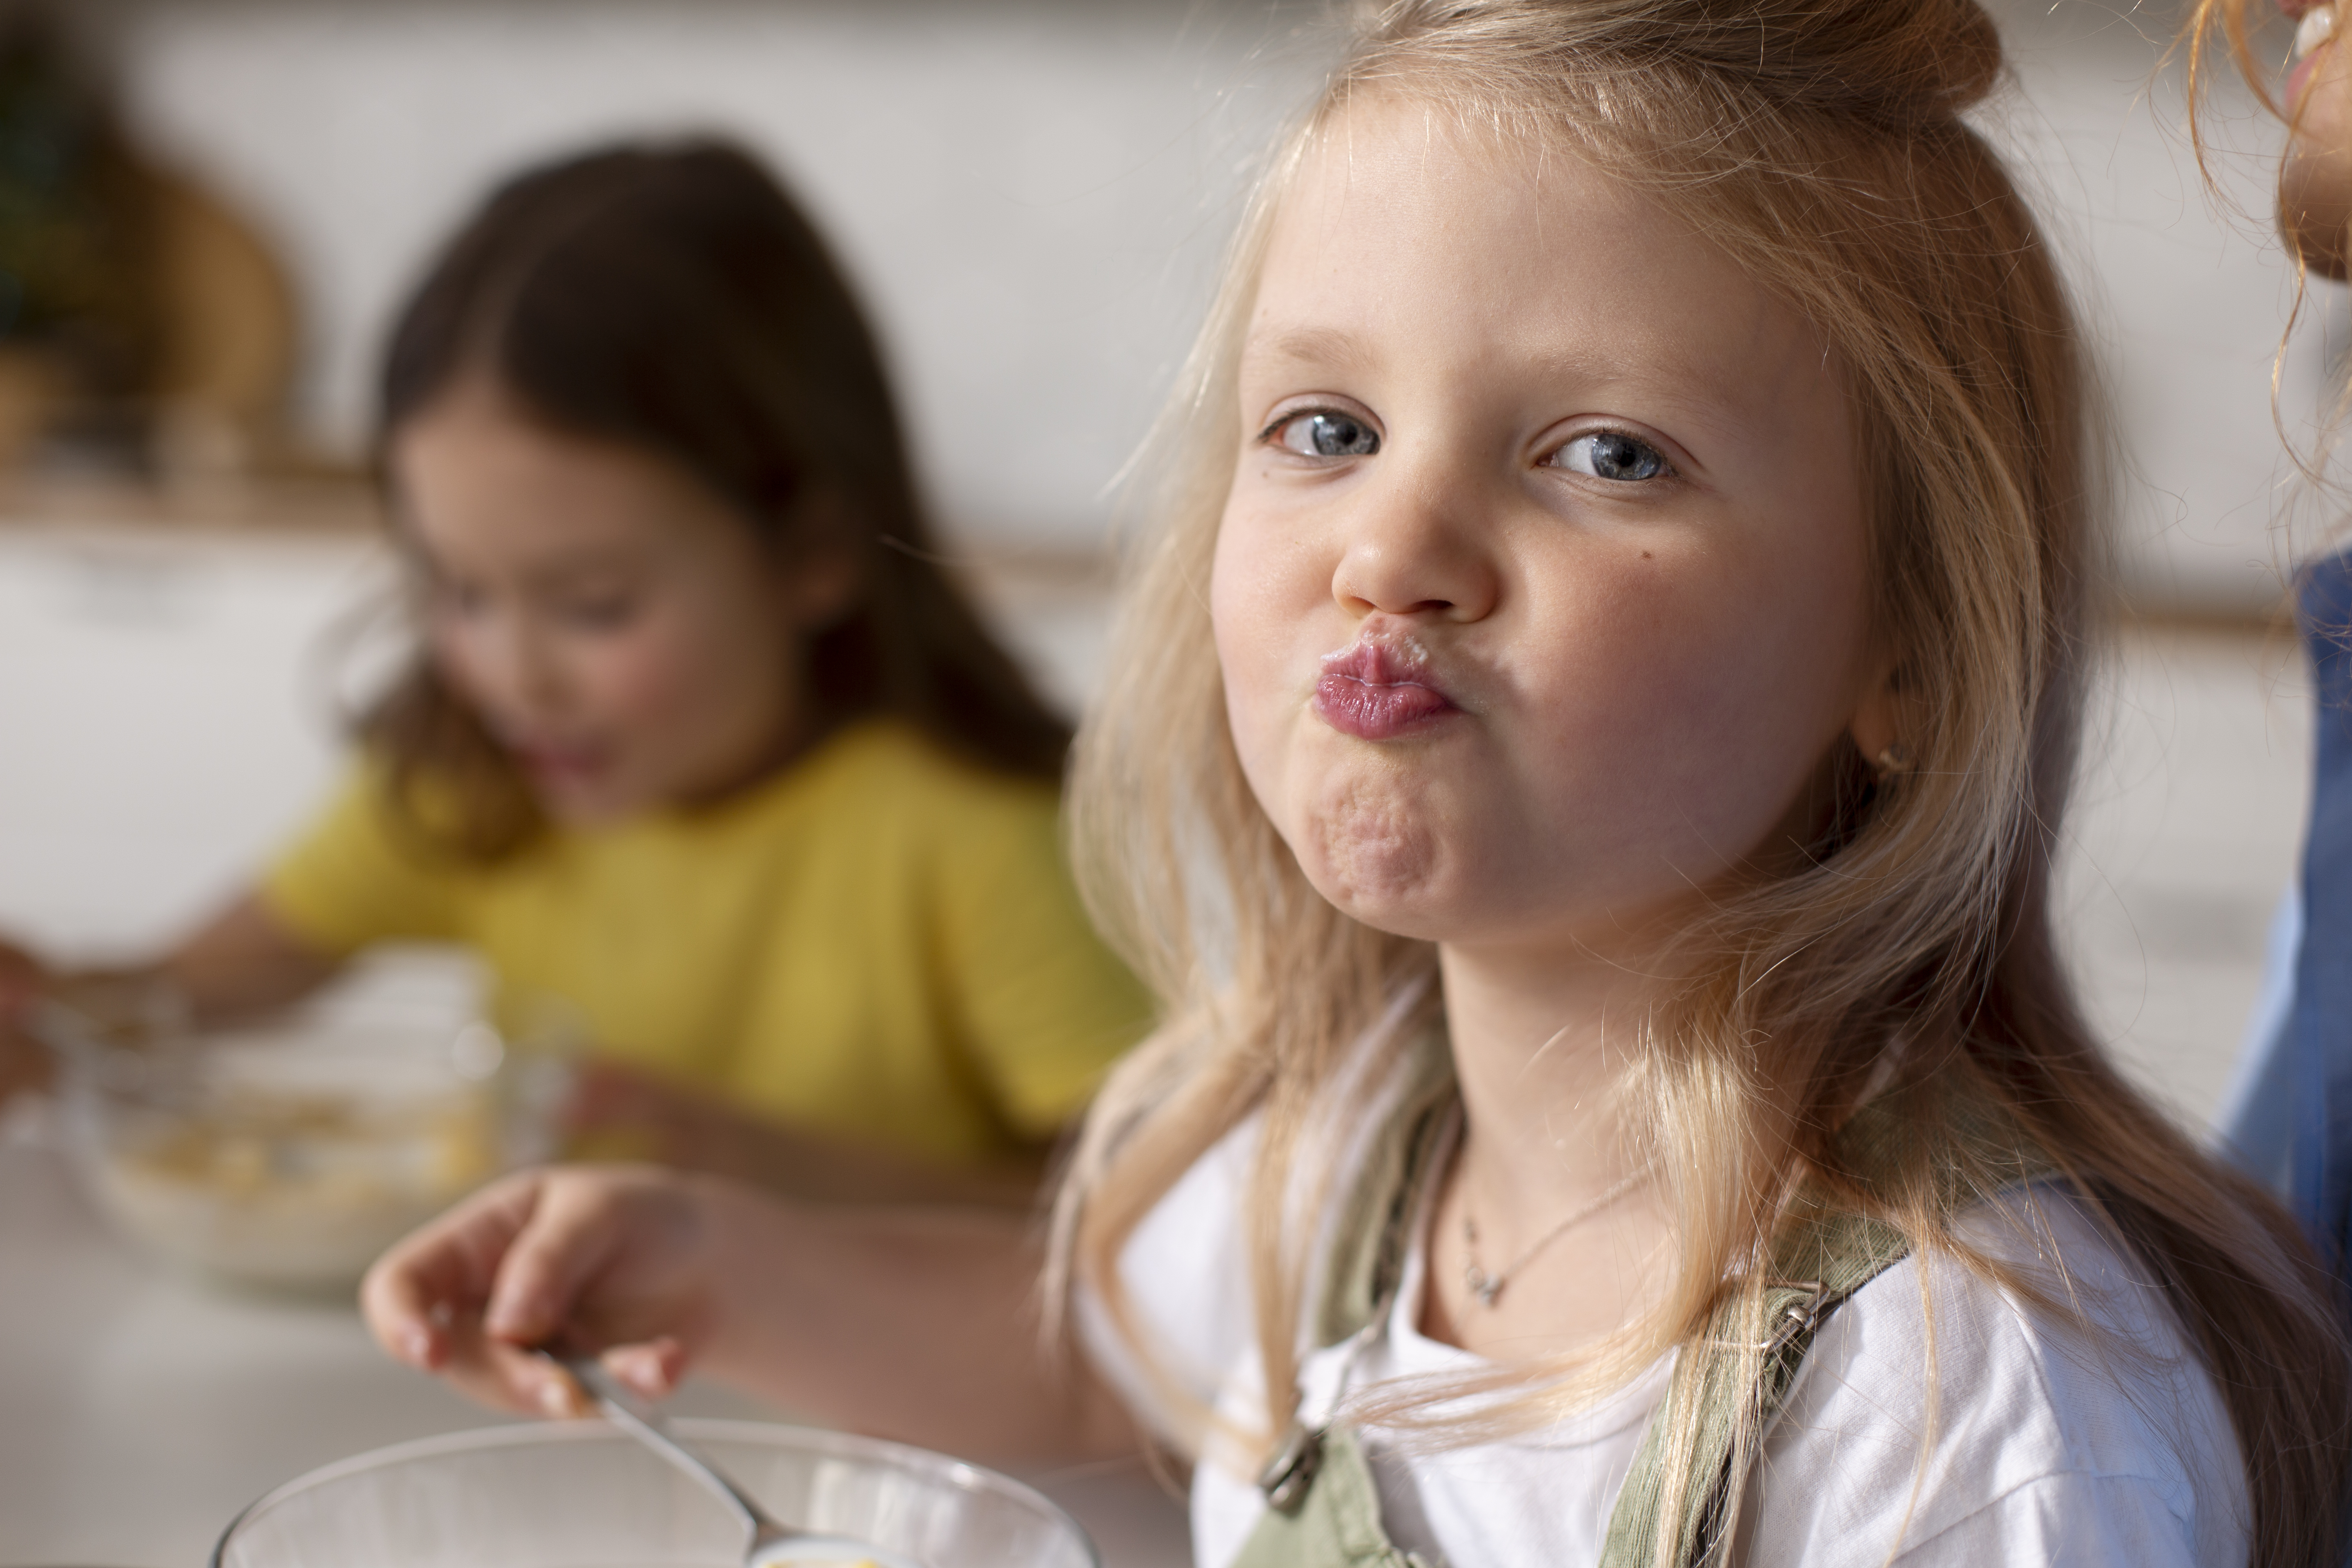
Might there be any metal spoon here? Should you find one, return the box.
[545,1351,923,1568]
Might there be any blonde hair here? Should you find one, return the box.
[1055,2,2351,1561]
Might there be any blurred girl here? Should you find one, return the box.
[0,142,1149,1202]
[366,5,2349,1564]
[2194,0,2352,277]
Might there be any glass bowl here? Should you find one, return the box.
[209,1419,1099,1568]
[35,948,571,1291]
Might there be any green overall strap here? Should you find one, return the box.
[1231,1040,1457,1568]
[1235,1045,2013,1568]
[1232,1424,1427,1568]
[1241,1176,1911,1568]
[1597,1068,2042,1568]
[1312,1045,1461,1348]
[1595,1196,1911,1568]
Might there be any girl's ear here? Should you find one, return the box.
[1846,651,1915,772]
[770,490,865,630]
[780,541,862,629]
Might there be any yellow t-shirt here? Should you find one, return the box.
[260,721,1151,1164]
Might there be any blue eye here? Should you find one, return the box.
[1273,410,1379,458]
[1549,431,1668,481]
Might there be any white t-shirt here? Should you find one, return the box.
[1081,1090,2248,1568]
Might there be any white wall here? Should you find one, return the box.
[0,526,381,959]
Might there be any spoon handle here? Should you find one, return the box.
[550,1352,787,1548]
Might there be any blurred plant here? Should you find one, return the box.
[0,3,158,406]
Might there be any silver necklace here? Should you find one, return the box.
[1461,1167,1650,1309]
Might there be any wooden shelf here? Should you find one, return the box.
[0,470,380,535]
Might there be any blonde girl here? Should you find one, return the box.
[364,3,2351,1563]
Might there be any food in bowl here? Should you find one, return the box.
[75,1029,506,1286]
[40,947,569,1290]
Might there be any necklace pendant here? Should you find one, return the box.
[1464,1263,1503,1308]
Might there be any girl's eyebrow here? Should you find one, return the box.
[1250,326,1721,412]
[1245,324,1380,375]
[523,550,649,589]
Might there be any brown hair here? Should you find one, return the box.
[1050,2,2352,1561]
[362,139,1070,860]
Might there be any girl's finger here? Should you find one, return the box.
[369,1271,593,1418]
[361,1171,546,1368]
[418,1315,586,1418]
[603,1336,688,1401]
[481,1173,633,1346]
[488,1336,595,1417]
[359,1237,453,1368]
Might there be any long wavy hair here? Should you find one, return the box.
[1050,2,2352,1562]
[363,140,1070,861]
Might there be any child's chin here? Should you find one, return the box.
[529,780,647,827]
[1298,864,1462,945]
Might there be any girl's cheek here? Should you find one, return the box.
[1210,505,1315,678]
[1209,598,1294,797]
[1528,547,1823,793]
[427,619,508,713]
[577,625,698,722]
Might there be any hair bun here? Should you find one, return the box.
[1702,0,2003,123]
[1359,1,2006,126]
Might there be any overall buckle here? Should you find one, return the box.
[1257,1420,1326,1515]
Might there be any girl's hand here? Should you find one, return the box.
[566,1059,1053,1208]
[360,1164,723,1418]
[0,897,335,1108]
[365,1160,1138,1461]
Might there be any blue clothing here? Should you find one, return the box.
[2283,555,2352,1280]
[2218,893,2299,1193]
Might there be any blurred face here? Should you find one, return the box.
[393,379,841,824]
[1212,99,1885,962]
[2284,1,2352,277]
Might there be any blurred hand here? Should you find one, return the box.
[566,1059,1051,1208]
[2284,1,2352,276]
[0,893,337,1113]
[360,1164,723,1418]
[563,1059,739,1163]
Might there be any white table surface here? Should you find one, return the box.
[0,1107,1191,1568]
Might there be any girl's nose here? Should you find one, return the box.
[503,620,571,713]
[1330,455,1500,623]
[451,609,566,721]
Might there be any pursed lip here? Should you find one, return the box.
[2288,2,2336,103]
[1312,635,1460,739]
[2290,46,2328,108]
